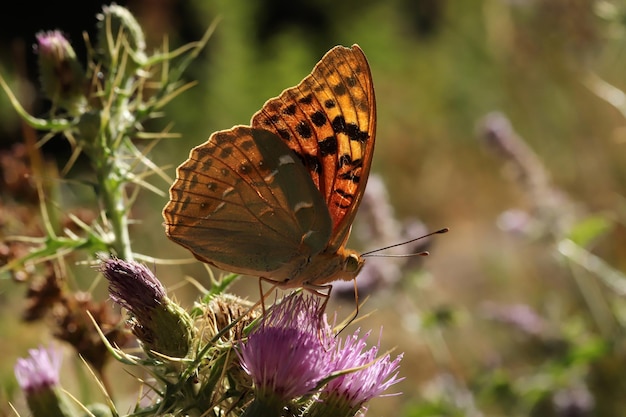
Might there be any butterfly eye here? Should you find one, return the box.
[344,253,362,273]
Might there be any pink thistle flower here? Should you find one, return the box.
[238,293,335,414]
[311,329,404,416]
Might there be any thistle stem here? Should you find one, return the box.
[98,151,133,261]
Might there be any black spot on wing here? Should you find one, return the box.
[263,115,280,126]
[213,134,228,146]
[338,171,360,183]
[297,153,322,174]
[319,136,338,157]
[240,140,255,151]
[194,145,216,158]
[283,104,297,116]
[277,129,291,141]
[330,116,369,143]
[337,154,352,168]
[180,195,191,210]
[190,156,212,169]
[345,123,369,143]
[333,83,347,96]
[311,111,327,127]
[296,122,313,139]
[334,188,354,200]
[299,94,313,104]
[219,146,233,159]
[239,162,251,174]
[331,116,346,133]
[335,201,352,209]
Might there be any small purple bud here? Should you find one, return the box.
[35,30,86,113]
[100,257,166,313]
[100,257,194,358]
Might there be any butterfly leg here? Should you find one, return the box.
[302,283,332,314]
[304,280,361,336]
[345,278,360,332]
[299,283,334,348]
[258,276,282,317]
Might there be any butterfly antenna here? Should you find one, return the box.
[361,227,449,257]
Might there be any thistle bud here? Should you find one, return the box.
[35,31,87,114]
[100,257,195,358]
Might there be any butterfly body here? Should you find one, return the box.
[163,44,375,290]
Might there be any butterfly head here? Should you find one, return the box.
[343,249,364,277]
[318,246,364,285]
[280,246,365,289]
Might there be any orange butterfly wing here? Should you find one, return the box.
[251,44,376,251]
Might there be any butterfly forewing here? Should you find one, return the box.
[251,45,376,251]
[164,127,332,275]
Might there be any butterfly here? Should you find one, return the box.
[163,44,376,293]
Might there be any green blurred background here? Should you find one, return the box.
[4,0,626,416]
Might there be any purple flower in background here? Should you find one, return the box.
[14,345,78,417]
[14,345,62,393]
[238,293,335,414]
[310,329,404,417]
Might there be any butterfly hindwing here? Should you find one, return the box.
[164,126,332,274]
